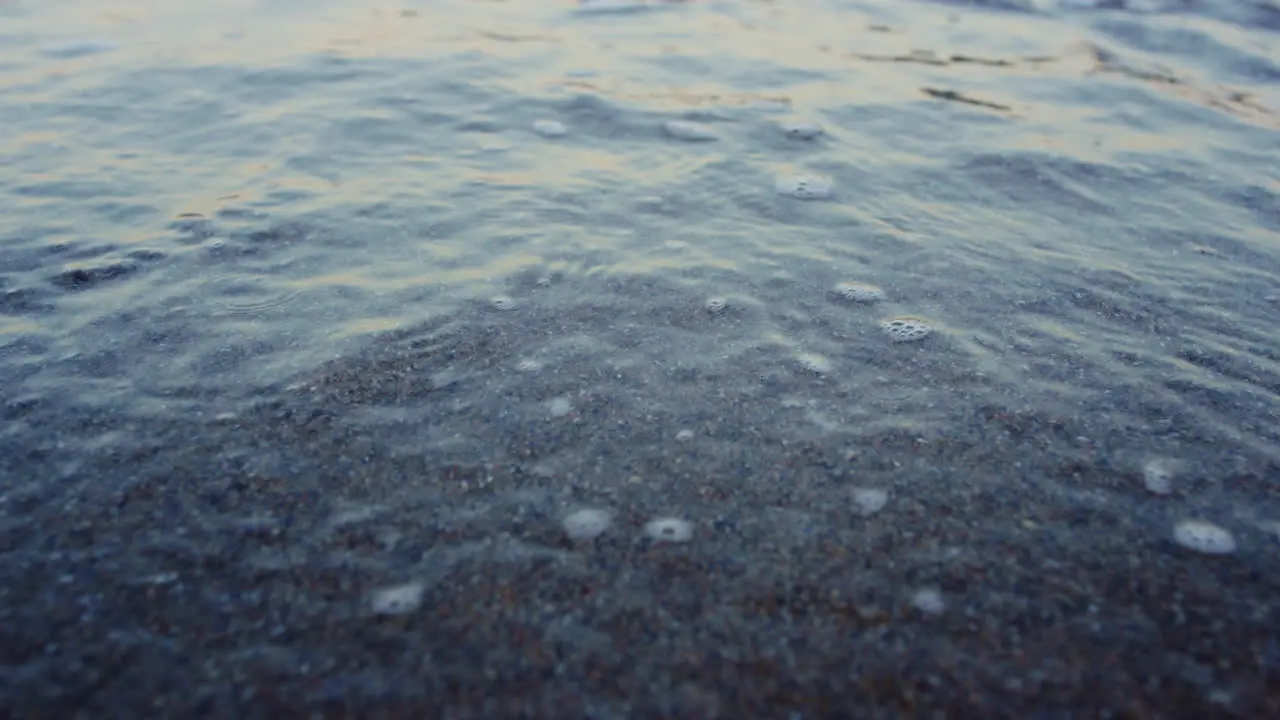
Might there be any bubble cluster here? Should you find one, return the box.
[644,517,694,543]
[830,282,885,304]
[370,582,426,615]
[881,317,934,343]
[532,119,568,137]
[1172,520,1236,555]
[704,296,728,315]
[663,120,717,141]
[562,508,612,541]
[774,175,833,200]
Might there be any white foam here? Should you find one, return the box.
[881,317,934,343]
[370,582,425,615]
[796,352,832,374]
[663,120,717,141]
[851,488,889,517]
[704,297,728,315]
[1172,520,1236,555]
[515,358,543,372]
[532,119,568,137]
[774,175,833,200]
[562,508,612,541]
[911,587,946,616]
[644,517,694,543]
[1142,459,1175,495]
[548,397,574,417]
[675,429,695,442]
[830,282,885,304]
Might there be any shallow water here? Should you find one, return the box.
[2,0,1279,716]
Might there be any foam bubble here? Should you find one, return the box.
[675,428,695,442]
[796,352,832,374]
[830,282,885,304]
[548,397,574,417]
[370,582,425,615]
[1172,520,1236,555]
[515,358,543,372]
[704,297,728,315]
[851,488,889,517]
[774,175,833,200]
[911,587,946,616]
[490,295,519,312]
[881,317,933,343]
[663,120,717,141]
[562,508,612,541]
[779,121,824,140]
[644,517,694,543]
[533,120,568,137]
[1142,459,1175,496]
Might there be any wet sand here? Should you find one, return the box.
[3,272,1278,718]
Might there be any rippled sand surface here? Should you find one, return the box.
[2,0,1279,716]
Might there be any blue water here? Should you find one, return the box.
[1,0,1279,715]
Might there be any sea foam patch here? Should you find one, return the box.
[663,120,717,141]
[562,508,612,541]
[370,582,426,615]
[533,120,568,137]
[881,317,934,343]
[830,282,885,304]
[1172,520,1236,555]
